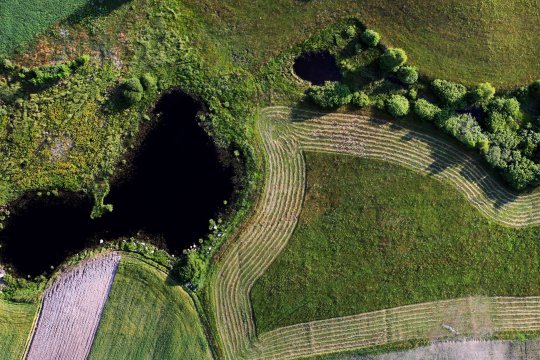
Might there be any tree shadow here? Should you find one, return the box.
[64,0,132,26]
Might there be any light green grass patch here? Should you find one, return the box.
[0,0,90,55]
[0,300,37,360]
[251,153,540,333]
[89,257,212,360]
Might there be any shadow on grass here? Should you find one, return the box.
[64,0,131,26]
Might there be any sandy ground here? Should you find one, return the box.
[26,253,121,360]
[358,340,540,360]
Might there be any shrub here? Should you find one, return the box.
[488,97,521,119]
[485,145,507,169]
[521,130,540,157]
[351,91,370,107]
[431,79,467,106]
[174,251,206,287]
[396,66,418,85]
[360,29,380,47]
[344,26,357,39]
[472,82,495,104]
[386,94,410,117]
[307,81,352,108]
[379,48,407,72]
[140,73,157,92]
[437,112,488,149]
[488,129,521,149]
[414,99,441,121]
[504,156,539,190]
[119,77,144,106]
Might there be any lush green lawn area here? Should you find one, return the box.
[89,257,212,360]
[0,300,37,360]
[0,0,91,55]
[251,153,540,333]
[184,0,540,87]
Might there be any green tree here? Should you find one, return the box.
[351,91,370,107]
[386,94,410,117]
[437,112,488,149]
[414,99,441,121]
[431,79,467,106]
[396,66,418,85]
[472,82,495,104]
[360,29,380,47]
[379,48,407,72]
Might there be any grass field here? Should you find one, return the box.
[251,152,540,333]
[0,300,37,360]
[89,257,212,360]
[184,0,540,86]
[0,0,91,55]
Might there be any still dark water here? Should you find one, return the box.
[0,91,236,276]
[293,51,342,85]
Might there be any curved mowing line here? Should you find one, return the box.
[212,107,540,360]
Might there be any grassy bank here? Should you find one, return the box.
[183,0,540,87]
[251,153,540,333]
[0,300,37,360]
[89,257,212,359]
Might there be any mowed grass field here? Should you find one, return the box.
[88,258,212,360]
[0,0,91,55]
[251,153,540,333]
[0,300,37,360]
[184,0,540,86]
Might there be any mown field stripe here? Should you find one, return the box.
[213,107,540,360]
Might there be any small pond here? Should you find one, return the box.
[293,51,342,85]
[0,91,238,276]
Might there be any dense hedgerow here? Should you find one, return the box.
[436,112,489,150]
[307,81,352,108]
[386,94,409,117]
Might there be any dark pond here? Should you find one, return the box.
[0,91,237,276]
[293,51,342,85]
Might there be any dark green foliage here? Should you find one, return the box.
[140,73,158,92]
[396,66,418,85]
[174,251,206,288]
[485,146,507,169]
[504,155,540,190]
[472,82,495,104]
[485,97,521,133]
[529,80,540,96]
[307,81,352,108]
[414,99,441,121]
[351,91,369,107]
[119,78,144,106]
[488,129,521,149]
[437,112,488,150]
[431,79,467,106]
[344,25,357,39]
[360,29,380,47]
[520,130,540,157]
[385,94,409,117]
[379,48,407,72]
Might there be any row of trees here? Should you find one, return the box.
[304,24,540,190]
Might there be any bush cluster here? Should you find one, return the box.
[436,112,489,151]
[414,99,441,121]
[396,66,418,85]
[386,95,409,117]
[119,78,144,106]
[307,81,351,108]
[379,48,407,72]
[431,79,467,106]
[360,29,380,47]
[351,91,369,107]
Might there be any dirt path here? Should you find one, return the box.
[26,253,121,360]
[210,107,540,359]
[361,339,540,360]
